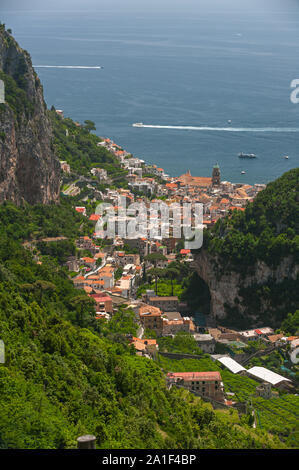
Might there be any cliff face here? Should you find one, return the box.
[193,169,299,327]
[194,249,299,326]
[0,27,60,205]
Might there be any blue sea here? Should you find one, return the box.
[2,0,299,184]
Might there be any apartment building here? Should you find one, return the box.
[167,371,224,402]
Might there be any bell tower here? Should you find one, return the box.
[212,164,220,186]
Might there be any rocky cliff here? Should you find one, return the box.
[0,25,60,205]
[194,250,299,327]
[193,168,299,328]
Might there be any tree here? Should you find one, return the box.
[144,252,167,268]
[281,310,299,336]
[71,295,95,327]
[84,120,96,133]
[33,280,56,304]
[165,267,180,296]
[148,268,165,295]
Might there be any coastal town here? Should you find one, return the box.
[49,112,298,415]
[1,14,298,453]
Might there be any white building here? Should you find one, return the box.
[217,356,246,374]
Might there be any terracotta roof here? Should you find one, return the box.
[139,304,162,316]
[83,286,93,294]
[90,294,112,302]
[177,172,212,188]
[132,340,146,351]
[89,214,101,221]
[132,337,157,346]
[268,334,284,343]
[286,336,299,342]
[167,371,221,381]
[81,257,96,263]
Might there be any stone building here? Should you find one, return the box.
[193,333,215,353]
[256,382,272,399]
[147,296,179,312]
[167,371,225,402]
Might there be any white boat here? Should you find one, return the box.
[132,122,144,127]
[228,120,232,124]
[283,155,289,159]
[241,171,246,174]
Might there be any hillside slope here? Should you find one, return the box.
[194,168,299,327]
[0,204,282,449]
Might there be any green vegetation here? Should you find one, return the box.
[157,354,299,447]
[204,168,299,271]
[281,310,299,336]
[253,396,299,447]
[37,240,76,265]
[137,260,193,300]
[0,69,34,122]
[137,279,184,299]
[158,332,203,355]
[49,110,128,187]
[0,201,286,449]
[198,169,299,326]
[0,199,93,242]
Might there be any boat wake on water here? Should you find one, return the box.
[132,123,299,132]
[34,65,102,69]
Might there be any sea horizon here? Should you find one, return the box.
[2,0,299,184]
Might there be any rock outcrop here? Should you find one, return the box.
[194,249,299,326]
[0,26,60,205]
